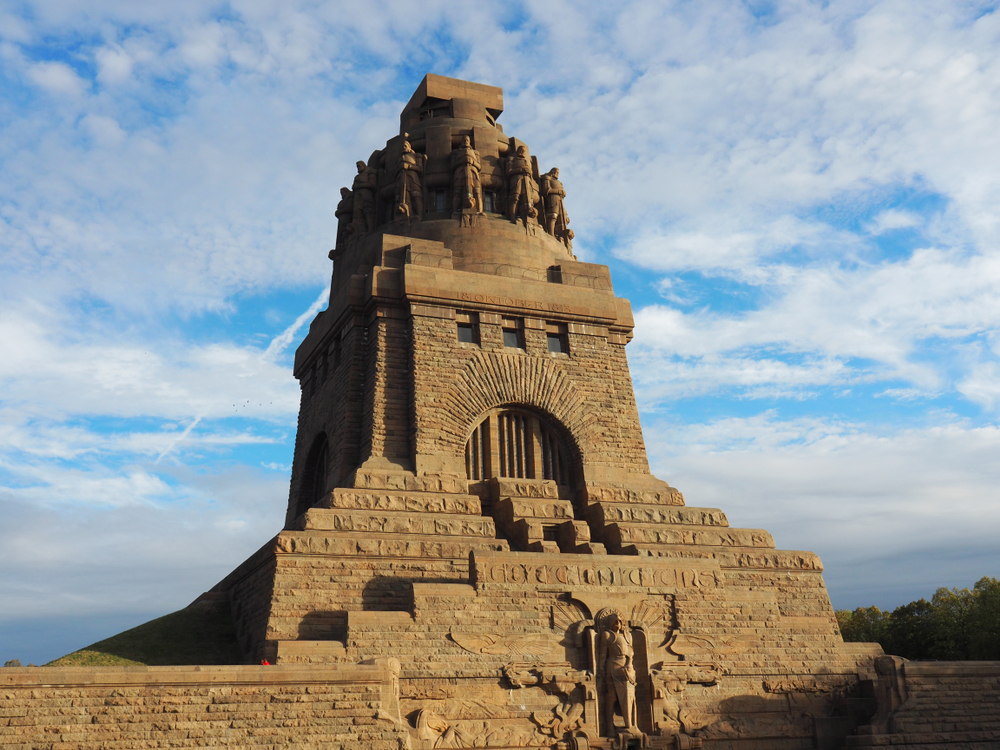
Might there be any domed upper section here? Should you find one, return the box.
[332,74,575,280]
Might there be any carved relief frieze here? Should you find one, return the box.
[649,661,721,740]
[449,629,557,657]
[502,661,590,698]
[502,661,591,741]
[531,700,584,737]
[414,707,553,749]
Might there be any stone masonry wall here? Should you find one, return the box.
[410,303,650,476]
[848,660,1000,749]
[0,664,408,750]
[285,314,367,526]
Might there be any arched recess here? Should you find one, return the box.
[437,352,603,461]
[295,433,329,518]
[465,405,578,487]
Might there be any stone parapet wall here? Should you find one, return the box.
[0,663,408,750]
[848,659,1000,749]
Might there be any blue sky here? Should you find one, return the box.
[3,0,1000,665]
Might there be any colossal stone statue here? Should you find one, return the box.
[595,608,638,738]
[504,144,538,226]
[395,136,425,220]
[539,167,571,248]
[334,186,353,249]
[451,135,484,214]
[351,159,377,234]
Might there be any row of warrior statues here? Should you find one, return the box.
[335,134,573,251]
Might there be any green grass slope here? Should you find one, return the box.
[46,598,243,666]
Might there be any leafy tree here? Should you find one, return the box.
[884,598,938,660]
[930,586,977,660]
[836,606,889,644]
[969,577,1000,660]
[835,575,1000,661]
[3,659,22,667]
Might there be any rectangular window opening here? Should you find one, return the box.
[542,524,558,542]
[458,323,476,343]
[502,317,524,349]
[546,322,569,354]
[456,311,479,344]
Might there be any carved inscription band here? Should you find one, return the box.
[471,552,721,589]
[458,292,571,313]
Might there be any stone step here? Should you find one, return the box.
[485,477,569,499]
[274,639,347,663]
[634,545,824,571]
[582,483,684,506]
[604,523,774,550]
[274,530,508,558]
[296,508,496,537]
[586,502,729,527]
[495,495,574,522]
[320,488,481,515]
[509,517,599,554]
[349,469,469,494]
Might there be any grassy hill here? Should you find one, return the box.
[46,598,243,666]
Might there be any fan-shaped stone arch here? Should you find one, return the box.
[437,351,601,460]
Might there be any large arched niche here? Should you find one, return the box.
[294,432,329,519]
[464,405,580,489]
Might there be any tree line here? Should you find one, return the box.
[836,576,1000,660]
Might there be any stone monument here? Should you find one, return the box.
[209,74,882,749]
[16,74,997,750]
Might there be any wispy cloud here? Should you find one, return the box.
[264,287,328,361]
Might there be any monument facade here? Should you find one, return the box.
[212,74,882,749]
[13,74,997,750]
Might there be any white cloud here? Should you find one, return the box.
[0,311,301,421]
[868,208,921,234]
[644,412,1000,608]
[629,246,1000,400]
[80,113,126,146]
[957,363,1000,411]
[94,45,133,84]
[26,60,86,96]
[0,463,284,627]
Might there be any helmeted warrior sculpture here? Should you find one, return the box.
[539,167,572,249]
[334,187,353,250]
[395,136,425,219]
[451,135,484,213]
[504,144,538,226]
[351,160,377,234]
